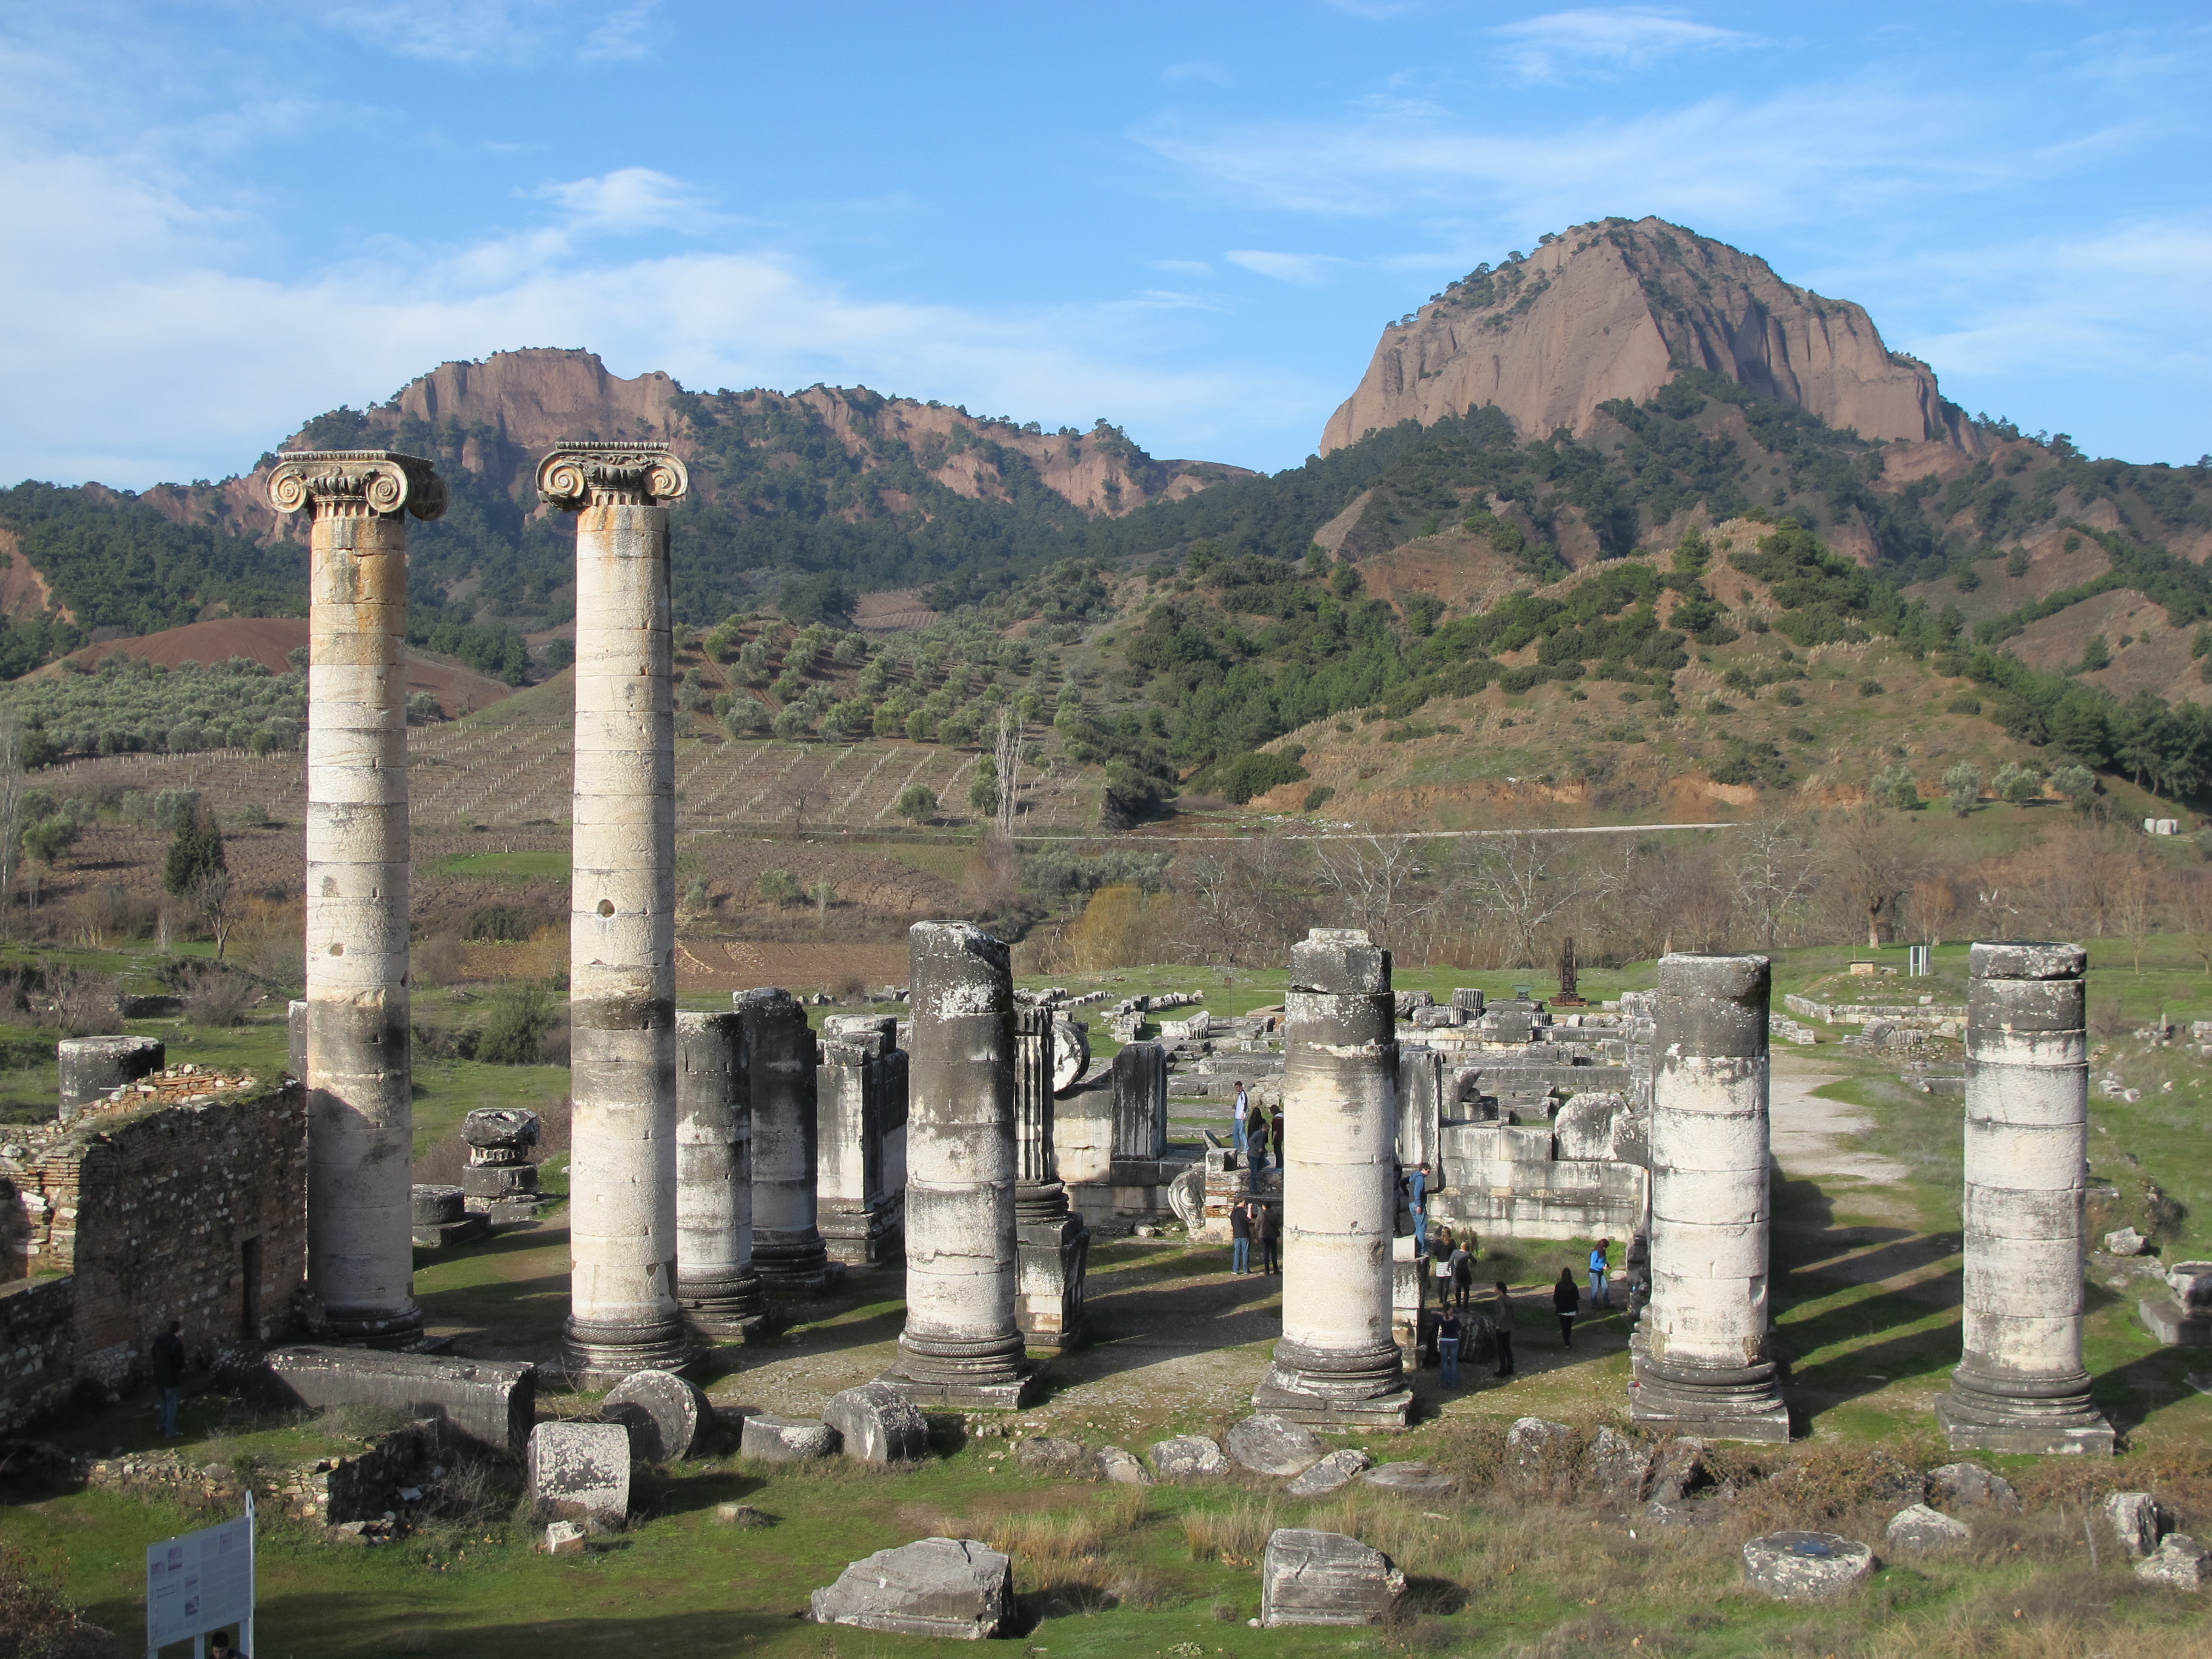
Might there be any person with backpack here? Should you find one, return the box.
[1553,1266,1582,1347]
[1491,1281,1517,1378]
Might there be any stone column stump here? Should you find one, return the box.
[817,1014,908,1267]
[675,1011,769,1339]
[740,987,832,1295]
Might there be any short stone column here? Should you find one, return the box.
[272,448,444,1349]
[1110,1041,1168,1162]
[817,1014,907,1265]
[56,1034,165,1122]
[877,922,1038,1407]
[461,1107,543,1222]
[1630,953,1788,1442]
[543,440,691,1386]
[1013,1000,1088,1350]
[674,1010,769,1339]
[1938,942,2113,1455]
[1255,928,1412,1429]
[737,987,831,1293]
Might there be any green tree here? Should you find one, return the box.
[1942,761,1982,817]
[969,756,1000,817]
[1870,763,1920,811]
[894,785,939,823]
[1992,761,2043,804]
[162,814,225,898]
[478,982,555,1064]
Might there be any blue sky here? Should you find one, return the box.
[1,1,2205,491]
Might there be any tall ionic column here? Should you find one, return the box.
[1255,928,1412,1429]
[675,1010,769,1341]
[1938,942,2113,1455]
[1013,998,1088,1350]
[737,988,831,1294]
[1631,953,1789,1442]
[271,450,444,1349]
[877,922,1039,1409]
[541,441,692,1386]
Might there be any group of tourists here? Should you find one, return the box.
[1227,1190,1278,1275]
[1230,1081,1284,1170]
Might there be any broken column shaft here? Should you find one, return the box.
[877,922,1037,1407]
[272,449,444,1349]
[816,1013,908,1265]
[739,987,830,1294]
[1631,953,1788,1442]
[1013,999,1088,1350]
[675,1010,769,1339]
[1938,941,2113,1455]
[1255,928,1412,1429]
[541,441,691,1386]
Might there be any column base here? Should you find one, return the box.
[1631,1354,1791,1444]
[754,1236,836,1296]
[1936,1390,2114,1457]
[561,1318,699,1392]
[412,1216,491,1250]
[677,1272,772,1342]
[1255,1341,1413,1430]
[874,1358,1045,1411]
[1016,1213,1090,1353]
[819,1199,903,1267]
[323,1304,427,1353]
[2140,1297,2212,1347]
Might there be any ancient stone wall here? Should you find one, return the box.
[0,1276,76,1433]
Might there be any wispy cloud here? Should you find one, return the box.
[1226,249,1347,284]
[1150,258,1215,276]
[1489,8,1751,84]
[315,0,661,67]
[531,167,715,234]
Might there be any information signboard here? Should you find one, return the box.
[146,1492,255,1657]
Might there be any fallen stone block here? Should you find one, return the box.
[1506,1416,1576,1490]
[1362,1461,1453,1495]
[2106,1491,2160,1559]
[1098,1446,1151,1485]
[1287,1448,1373,1498]
[1259,1528,1407,1627]
[740,1415,839,1463]
[526,1421,630,1523]
[824,1383,930,1466]
[602,1370,712,1463]
[1885,1504,1970,1554]
[545,1520,587,1556]
[1742,1532,1875,1602]
[1149,1435,1229,1479]
[258,1347,535,1456]
[1227,1413,1326,1477]
[716,1503,773,1527]
[1014,1436,1100,1481]
[1647,1437,1707,1506]
[2135,1533,2207,1590]
[1590,1427,1653,1504]
[2105,1227,2150,1256]
[810,1537,1013,1638]
[1928,1462,2016,1509]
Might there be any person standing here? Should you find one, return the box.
[1232,1082,1249,1152]
[150,1319,186,1441]
[1229,1194,1253,1275]
[1269,1102,1285,1162]
[1589,1238,1612,1310]
[1245,1106,1271,1173]
[1431,1227,1456,1309]
[1491,1281,1517,1378]
[1450,1236,1474,1312]
[1624,1231,1651,1316]
[1256,1197,1279,1275]
[1553,1267,1581,1347]
[1409,1161,1430,1248]
[1436,1306,1463,1389]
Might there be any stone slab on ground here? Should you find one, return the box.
[1259,1528,1407,1627]
[1885,1504,1970,1554]
[525,1421,631,1523]
[1098,1445,1150,1484]
[1150,1435,1230,1479]
[2140,1297,2212,1346]
[810,1537,1013,1638]
[602,1369,713,1463]
[1742,1532,1875,1602]
[1287,1448,1373,1497]
[2106,1492,2160,1559]
[1362,1461,1454,1495]
[411,1214,491,1249]
[823,1383,930,1465]
[741,1415,839,1463]
[2136,1534,2208,1590]
[1928,1462,2017,1509]
[258,1347,535,1455]
[1014,1436,1101,1480]
[1227,1413,1326,1477]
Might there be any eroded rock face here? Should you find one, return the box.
[810,1537,1013,1639]
[823,1384,930,1466]
[1260,1529,1407,1627]
[1227,1413,1326,1477]
[1885,1504,1971,1555]
[1741,1532,1875,1602]
[602,1369,712,1463]
[1149,1435,1230,1480]
[1321,216,1974,458]
[1286,1448,1373,1497]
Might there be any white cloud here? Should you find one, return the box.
[531,167,714,234]
[315,0,660,67]
[1150,258,1215,276]
[1226,249,1347,284]
[1489,8,1750,84]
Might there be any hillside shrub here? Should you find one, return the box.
[1204,750,1309,805]
[478,982,555,1065]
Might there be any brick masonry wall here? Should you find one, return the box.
[1,1080,306,1396]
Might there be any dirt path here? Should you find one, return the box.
[1770,1050,1912,1196]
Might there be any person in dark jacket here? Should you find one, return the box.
[1436,1307,1463,1387]
[1245,1108,1272,1173]
[1229,1196,1253,1275]
[1256,1198,1279,1275]
[1553,1267,1581,1347]
[151,1319,186,1440]
[1491,1281,1516,1378]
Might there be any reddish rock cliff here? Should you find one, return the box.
[1321,216,1979,456]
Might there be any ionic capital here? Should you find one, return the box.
[267,451,446,521]
[537,441,690,511]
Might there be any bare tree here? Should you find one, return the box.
[190,865,236,961]
[2178,867,2212,976]
[0,712,22,937]
[993,709,1023,839]
[1822,808,1922,948]
[1730,813,1820,951]
[1311,834,1434,957]
[1461,829,1580,967]
[2109,843,2160,974]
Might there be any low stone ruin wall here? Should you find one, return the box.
[0,1276,76,1435]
